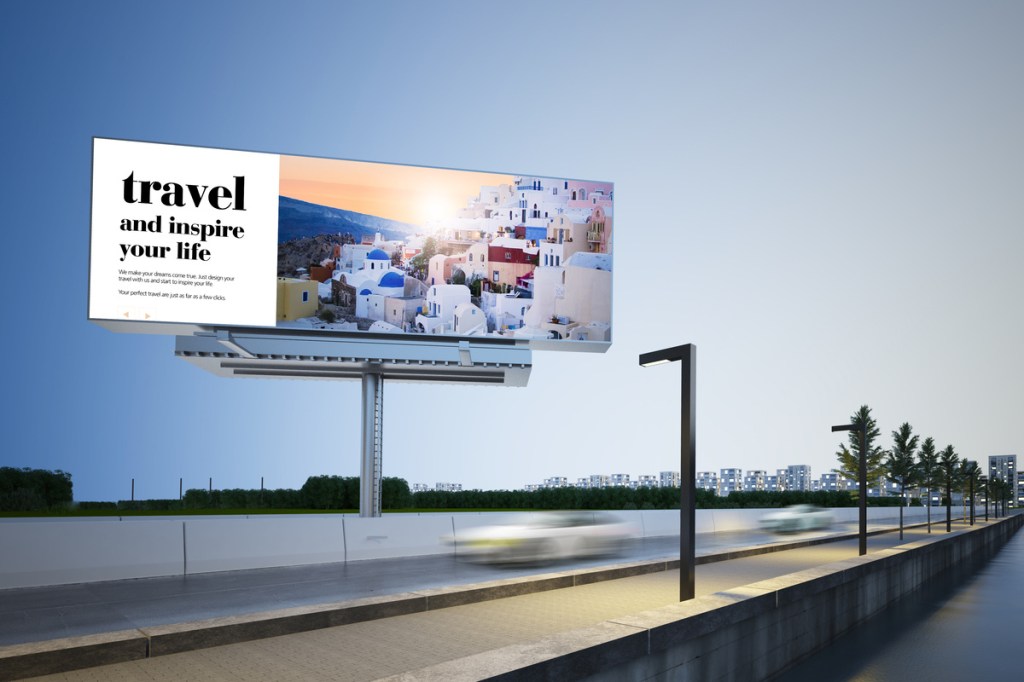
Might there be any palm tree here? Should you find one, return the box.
[992,477,1012,517]
[833,405,885,497]
[938,445,960,532]
[988,477,1000,518]
[917,437,939,533]
[884,422,919,540]
[959,460,981,525]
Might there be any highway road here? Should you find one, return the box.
[2,522,960,682]
[0,521,874,647]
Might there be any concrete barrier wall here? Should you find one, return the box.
[344,515,455,561]
[491,514,1022,682]
[0,506,975,589]
[0,520,184,589]
[184,517,346,574]
[599,514,1022,682]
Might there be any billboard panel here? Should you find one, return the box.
[89,139,613,351]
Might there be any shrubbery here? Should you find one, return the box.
[0,470,916,514]
[0,467,72,511]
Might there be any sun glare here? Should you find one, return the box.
[418,194,455,231]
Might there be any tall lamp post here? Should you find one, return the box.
[969,463,975,526]
[982,475,989,522]
[832,423,867,556]
[640,344,696,601]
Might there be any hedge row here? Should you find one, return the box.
[0,467,73,511]
[79,479,913,512]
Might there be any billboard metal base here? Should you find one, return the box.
[174,330,532,386]
[175,330,532,516]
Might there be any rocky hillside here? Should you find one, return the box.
[277,233,355,277]
[279,196,418,243]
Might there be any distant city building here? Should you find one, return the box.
[865,477,899,497]
[775,469,789,492]
[818,473,841,492]
[989,455,1018,508]
[520,459,943,499]
[744,470,767,492]
[919,485,941,506]
[412,483,431,493]
[786,465,812,492]
[719,468,742,496]
[435,482,462,492]
[660,471,681,488]
[696,471,718,493]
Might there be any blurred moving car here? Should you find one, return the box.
[444,511,638,564]
[759,504,834,533]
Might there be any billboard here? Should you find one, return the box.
[89,139,612,351]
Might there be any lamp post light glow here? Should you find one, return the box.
[832,423,867,556]
[640,344,696,601]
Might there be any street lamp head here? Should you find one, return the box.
[639,344,694,368]
[831,424,862,433]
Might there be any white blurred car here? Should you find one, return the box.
[444,511,638,564]
[759,505,834,533]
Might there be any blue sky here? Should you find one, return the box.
[2,1,1021,501]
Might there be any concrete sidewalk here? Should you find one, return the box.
[1,522,958,681]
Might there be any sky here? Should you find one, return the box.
[279,154,515,227]
[1,1,1021,502]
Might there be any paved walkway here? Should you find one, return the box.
[11,524,957,681]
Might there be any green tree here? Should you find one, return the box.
[422,236,438,260]
[916,437,939,533]
[407,237,438,281]
[884,422,919,540]
[979,475,993,520]
[833,405,885,498]
[381,477,412,510]
[959,460,981,525]
[994,477,1013,516]
[938,445,960,532]
[299,475,358,510]
[0,467,73,511]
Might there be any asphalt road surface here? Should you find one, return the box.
[0,522,865,647]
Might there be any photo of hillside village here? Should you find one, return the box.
[275,169,613,344]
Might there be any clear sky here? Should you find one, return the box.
[2,1,1021,502]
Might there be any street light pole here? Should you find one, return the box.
[969,468,975,525]
[983,476,989,522]
[640,344,696,601]
[833,423,867,556]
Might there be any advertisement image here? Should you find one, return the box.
[90,139,613,350]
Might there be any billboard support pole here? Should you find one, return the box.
[360,369,384,518]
